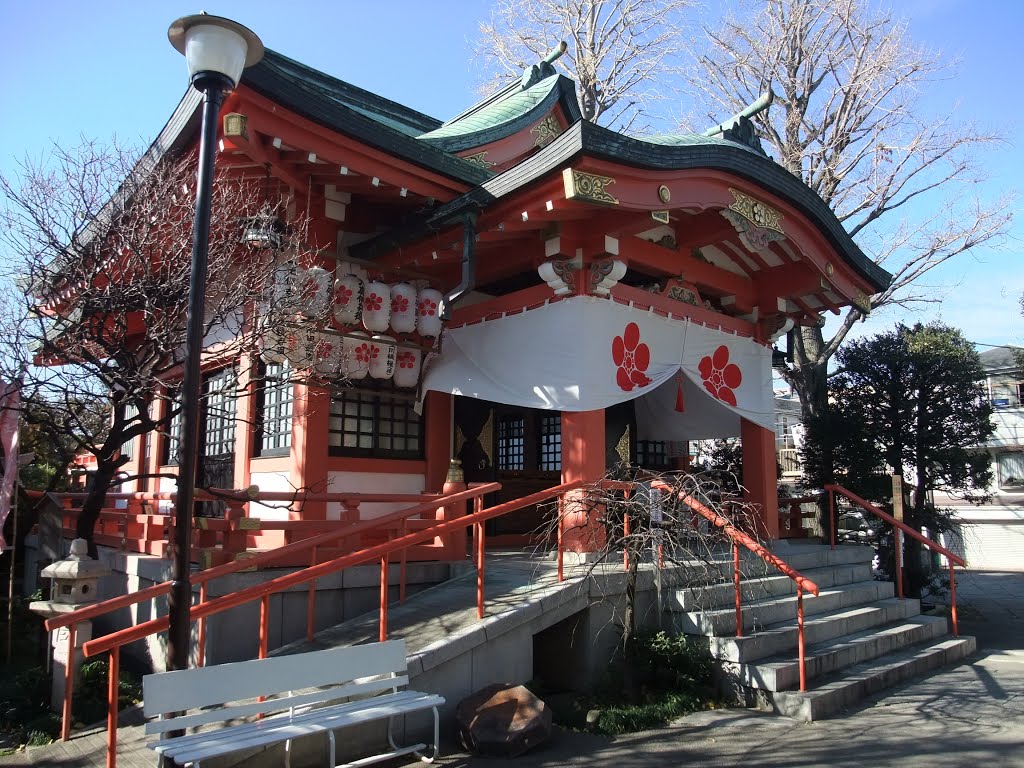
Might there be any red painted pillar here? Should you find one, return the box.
[423,391,453,492]
[560,410,607,553]
[741,417,779,540]
[292,383,330,520]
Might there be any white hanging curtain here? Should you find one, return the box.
[422,296,773,439]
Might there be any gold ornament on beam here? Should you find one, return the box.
[531,114,562,147]
[563,169,619,205]
[727,188,784,233]
[463,151,494,169]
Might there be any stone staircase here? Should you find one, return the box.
[667,541,976,721]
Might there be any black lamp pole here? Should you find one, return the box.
[166,14,263,674]
[166,72,231,674]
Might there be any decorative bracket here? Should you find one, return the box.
[722,188,785,251]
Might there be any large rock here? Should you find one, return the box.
[456,683,553,757]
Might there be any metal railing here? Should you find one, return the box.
[45,480,585,768]
[825,483,964,637]
[647,481,821,691]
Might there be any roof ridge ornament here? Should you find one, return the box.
[521,41,568,90]
[703,90,774,156]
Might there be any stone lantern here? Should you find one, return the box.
[30,538,111,709]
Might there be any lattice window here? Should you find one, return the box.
[328,386,422,459]
[163,390,183,466]
[256,362,293,456]
[203,368,237,458]
[636,440,670,470]
[120,403,138,459]
[538,414,562,471]
[497,415,525,470]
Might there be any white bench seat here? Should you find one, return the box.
[143,640,443,768]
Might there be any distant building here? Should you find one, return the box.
[942,346,1024,570]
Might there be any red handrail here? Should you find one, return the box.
[84,480,583,657]
[77,480,581,768]
[651,481,820,692]
[825,483,963,637]
[45,484,498,633]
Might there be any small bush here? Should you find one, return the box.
[545,630,718,735]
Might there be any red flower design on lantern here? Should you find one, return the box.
[334,284,353,306]
[313,339,333,360]
[354,343,371,363]
[611,322,652,391]
[417,297,437,317]
[698,345,742,406]
[368,345,380,362]
[364,293,383,313]
[397,351,416,369]
[392,295,410,315]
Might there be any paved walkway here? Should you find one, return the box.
[4,569,1023,767]
[443,569,1024,768]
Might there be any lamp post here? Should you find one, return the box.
[166,14,263,673]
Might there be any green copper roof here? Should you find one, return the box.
[419,75,583,152]
[241,50,489,185]
[420,75,559,139]
[258,50,442,136]
[642,131,764,154]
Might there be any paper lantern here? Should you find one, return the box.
[416,287,443,337]
[389,282,417,334]
[271,266,300,312]
[362,281,391,333]
[298,267,332,319]
[311,333,340,377]
[341,331,370,380]
[393,347,422,388]
[260,326,287,364]
[333,272,363,325]
[282,325,315,369]
[369,335,397,380]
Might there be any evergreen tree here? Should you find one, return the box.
[805,323,993,595]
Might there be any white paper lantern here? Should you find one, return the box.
[333,272,363,325]
[362,281,391,333]
[393,347,422,388]
[282,325,315,369]
[271,266,300,312]
[369,335,397,379]
[311,333,340,376]
[416,287,443,337]
[298,267,332,319]
[341,331,370,380]
[389,282,417,334]
[260,326,287,364]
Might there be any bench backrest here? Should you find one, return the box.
[143,640,409,734]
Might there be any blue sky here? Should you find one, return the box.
[1,0,1019,349]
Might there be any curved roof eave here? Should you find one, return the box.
[419,76,583,153]
[353,120,891,294]
[240,55,491,187]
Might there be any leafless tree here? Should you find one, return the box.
[688,0,1011,425]
[0,139,315,552]
[538,466,765,700]
[475,0,691,131]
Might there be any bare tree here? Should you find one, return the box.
[688,0,1011,427]
[475,0,691,130]
[539,466,764,701]
[0,139,314,552]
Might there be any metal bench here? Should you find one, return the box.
[143,639,443,768]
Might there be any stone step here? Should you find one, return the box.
[708,597,922,663]
[729,614,950,691]
[675,561,874,611]
[670,580,895,636]
[764,635,977,721]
